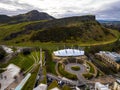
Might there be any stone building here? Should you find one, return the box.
[95,51,120,72]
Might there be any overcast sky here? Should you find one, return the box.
[0,0,120,20]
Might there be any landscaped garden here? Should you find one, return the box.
[82,61,97,79]
[57,63,77,80]
[71,66,80,71]
[45,50,57,75]
[22,64,40,90]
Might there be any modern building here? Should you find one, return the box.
[95,51,120,71]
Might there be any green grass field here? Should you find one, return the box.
[0,51,43,70]
[48,80,59,90]
[0,53,34,71]
[21,51,44,90]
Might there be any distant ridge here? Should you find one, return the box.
[0,10,55,24]
[98,20,120,31]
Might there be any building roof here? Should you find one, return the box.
[53,49,84,57]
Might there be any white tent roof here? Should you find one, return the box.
[53,49,84,57]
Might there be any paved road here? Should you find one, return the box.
[65,63,87,83]
[47,73,85,86]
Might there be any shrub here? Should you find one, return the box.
[71,66,80,71]
[0,46,6,59]
[22,48,31,55]
[83,73,93,79]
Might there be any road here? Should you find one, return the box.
[65,63,87,84]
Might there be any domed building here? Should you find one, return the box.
[53,49,84,57]
[53,49,87,63]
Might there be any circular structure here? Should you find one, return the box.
[53,49,84,57]
[65,63,86,74]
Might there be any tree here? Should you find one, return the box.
[22,48,31,55]
[0,46,6,59]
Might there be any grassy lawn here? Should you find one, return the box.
[21,50,45,90]
[45,50,57,75]
[0,52,35,71]
[82,73,93,79]
[62,85,72,90]
[58,63,77,80]
[22,64,40,90]
[48,80,59,90]
[71,66,80,71]
[39,66,47,84]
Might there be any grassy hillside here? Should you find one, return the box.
[0,20,47,41]
[0,15,119,47]
[31,21,116,43]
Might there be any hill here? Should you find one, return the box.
[0,15,11,23]
[0,10,54,24]
[0,15,118,46]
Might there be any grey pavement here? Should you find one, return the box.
[65,63,87,83]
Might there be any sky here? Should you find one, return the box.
[0,0,120,20]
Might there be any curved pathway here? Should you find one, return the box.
[65,63,87,83]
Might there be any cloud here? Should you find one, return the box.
[0,0,120,20]
[94,0,120,20]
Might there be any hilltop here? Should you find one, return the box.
[0,10,54,24]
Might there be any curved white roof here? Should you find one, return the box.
[53,49,84,57]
